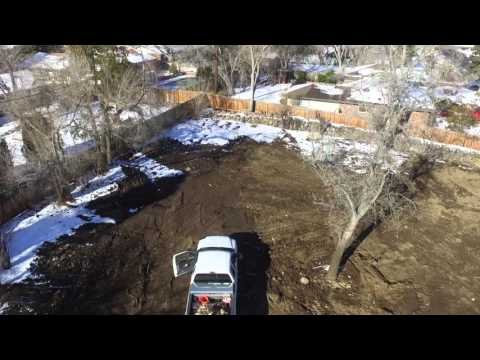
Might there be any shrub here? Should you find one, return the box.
[435,99,453,112]
[317,71,337,84]
[294,71,307,84]
[446,104,476,131]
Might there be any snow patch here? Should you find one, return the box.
[165,118,286,146]
[0,104,171,168]
[314,83,343,96]
[465,125,480,137]
[0,302,8,315]
[233,83,291,103]
[20,52,68,71]
[0,153,182,285]
[0,203,115,284]
[127,153,183,181]
[165,118,407,173]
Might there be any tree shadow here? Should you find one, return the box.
[230,232,270,315]
[338,221,379,272]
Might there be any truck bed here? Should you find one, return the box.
[189,294,232,315]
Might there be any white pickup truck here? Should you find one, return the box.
[172,236,238,315]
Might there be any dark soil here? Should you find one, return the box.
[2,137,480,315]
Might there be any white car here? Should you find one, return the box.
[172,236,238,315]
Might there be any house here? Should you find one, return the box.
[123,46,170,83]
[282,82,374,121]
[282,79,435,123]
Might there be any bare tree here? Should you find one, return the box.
[349,45,372,66]
[240,45,271,112]
[60,46,147,173]
[217,46,242,96]
[273,45,313,82]
[313,45,334,65]
[3,85,72,203]
[332,45,350,73]
[311,69,430,281]
[0,45,34,94]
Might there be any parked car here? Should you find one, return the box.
[172,236,238,315]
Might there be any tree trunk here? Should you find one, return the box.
[105,131,112,165]
[250,83,256,112]
[8,64,17,92]
[102,107,113,168]
[0,234,11,270]
[326,215,359,281]
[334,47,344,74]
[250,71,257,112]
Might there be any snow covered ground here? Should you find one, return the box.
[0,153,182,285]
[19,52,68,71]
[0,104,171,168]
[0,120,25,166]
[283,129,408,173]
[0,69,34,92]
[0,52,67,93]
[164,117,408,173]
[465,125,480,137]
[233,83,296,103]
[314,83,343,96]
[164,118,286,146]
[347,70,480,108]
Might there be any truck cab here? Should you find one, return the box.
[172,236,238,315]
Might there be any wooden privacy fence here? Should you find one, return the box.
[155,89,201,105]
[154,89,369,129]
[154,89,480,152]
[407,113,480,151]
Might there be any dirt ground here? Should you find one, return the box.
[1,137,480,315]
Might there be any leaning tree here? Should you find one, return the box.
[312,66,436,281]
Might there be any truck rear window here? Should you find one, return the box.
[194,274,232,284]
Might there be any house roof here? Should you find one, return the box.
[302,85,351,102]
[124,46,168,64]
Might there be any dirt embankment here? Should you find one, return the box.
[2,138,480,315]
